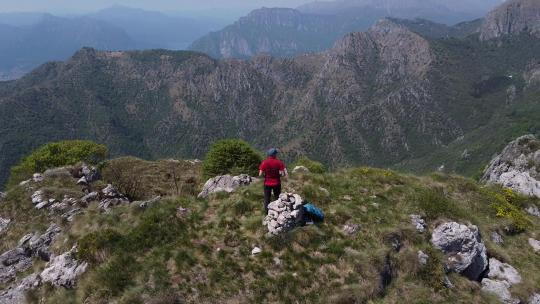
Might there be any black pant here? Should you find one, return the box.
[264,185,281,213]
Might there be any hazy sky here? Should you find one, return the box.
[0,0,315,13]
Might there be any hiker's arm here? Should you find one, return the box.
[281,168,288,177]
[259,170,264,177]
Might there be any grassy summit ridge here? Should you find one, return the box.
[0,157,538,303]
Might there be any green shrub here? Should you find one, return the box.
[8,140,108,187]
[202,139,262,177]
[292,156,326,174]
[78,229,123,264]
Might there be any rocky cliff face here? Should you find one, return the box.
[482,135,540,198]
[189,8,360,59]
[480,0,540,41]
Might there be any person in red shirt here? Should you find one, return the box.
[259,148,288,213]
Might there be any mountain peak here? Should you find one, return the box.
[479,0,540,41]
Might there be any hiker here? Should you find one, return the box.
[259,148,288,213]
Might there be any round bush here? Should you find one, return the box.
[8,140,108,186]
[202,139,262,177]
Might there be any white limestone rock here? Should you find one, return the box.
[198,174,255,198]
[431,222,488,280]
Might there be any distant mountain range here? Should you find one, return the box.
[0,7,230,81]
[189,0,503,59]
[1,0,539,187]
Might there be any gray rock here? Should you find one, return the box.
[0,192,5,201]
[526,205,540,217]
[481,278,520,304]
[137,196,162,208]
[529,238,540,252]
[198,174,255,198]
[31,190,45,205]
[40,248,88,288]
[61,208,83,222]
[487,258,522,285]
[292,166,310,174]
[0,217,11,233]
[81,164,100,182]
[0,273,41,304]
[80,191,99,205]
[443,276,454,289]
[482,135,540,198]
[418,250,429,266]
[491,232,504,245]
[410,214,427,233]
[342,223,361,235]
[251,247,262,256]
[32,173,44,182]
[98,185,129,210]
[431,222,488,280]
[76,176,88,185]
[19,224,61,261]
[263,193,305,235]
[530,293,540,304]
[0,248,32,284]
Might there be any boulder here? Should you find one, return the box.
[530,293,540,304]
[529,238,540,252]
[0,192,5,201]
[198,174,255,198]
[40,248,88,288]
[410,214,427,233]
[431,222,488,280]
[263,193,305,235]
[292,166,310,174]
[481,279,519,304]
[482,135,540,198]
[487,258,522,285]
[0,217,11,233]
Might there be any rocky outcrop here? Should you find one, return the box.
[530,293,540,304]
[482,135,540,198]
[0,192,6,201]
[40,248,88,288]
[263,193,305,235]
[198,174,255,198]
[431,222,488,280]
[480,0,540,41]
[0,224,60,284]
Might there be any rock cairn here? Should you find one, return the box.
[263,193,305,235]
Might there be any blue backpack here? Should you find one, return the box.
[303,203,325,222]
